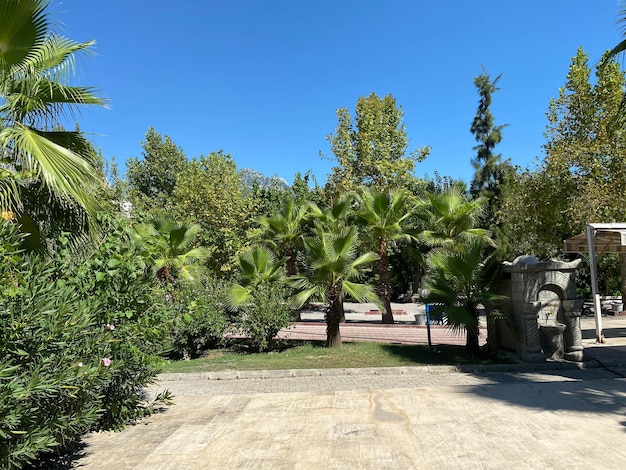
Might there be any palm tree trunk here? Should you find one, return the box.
[465,305,481,357]
[379,238,394,324]
[326,287,342,347]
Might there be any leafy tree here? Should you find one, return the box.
[0,0,105,240]
[174,151,250,275]
[469,68,514,258]
[354,187,414,323]
[129,217,211,283]
[126,127,188,210]
[500,48,626,298]
[324,93,429,196]
[291,221,379,347]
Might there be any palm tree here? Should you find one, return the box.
[129,217,211,283]
[229,245,286,307]
[254,196,308,277]
[354,187,414,323]
[418,185,493,251]
[423,239,504,356]
[0,0,105,233]
[607,2,626,61]
[291,223,380,347]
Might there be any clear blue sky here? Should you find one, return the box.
[57,1,621,185]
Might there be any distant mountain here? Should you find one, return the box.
[239,168,290,190]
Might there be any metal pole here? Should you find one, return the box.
[586,224,605,343]
[426,304,432,349]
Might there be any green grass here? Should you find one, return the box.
[160,341,507,374]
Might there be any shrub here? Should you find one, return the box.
[232,283,294,352]
[168,278,229,359]
[0,219,174,468]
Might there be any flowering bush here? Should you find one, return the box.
[0,219,174,468]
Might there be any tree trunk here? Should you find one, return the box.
[379,238,394,324]
[285,245,302,321]
[326,287,342,347]
[465,303,480,357]
[620,253,626,303]
[465,316,480,357]
[484,304,498,357]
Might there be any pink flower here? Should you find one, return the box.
[165,293,172,301]
[102,358,112,367]
[106,323,115,331]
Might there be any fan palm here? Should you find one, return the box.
[229,245,286,307]
[419,185,493,250]
[354,187,414,323]
[254,196,308,276]
[0,0,105,232]
[129,217,211,282]
[291,223,379,347]
[423,239,504,356]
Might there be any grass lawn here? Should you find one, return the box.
[160,340,508,374]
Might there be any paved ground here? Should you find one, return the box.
[67,311,626,470]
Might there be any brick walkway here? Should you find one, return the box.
[278,322,487,346]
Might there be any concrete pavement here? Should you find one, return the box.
[67,312,626,469]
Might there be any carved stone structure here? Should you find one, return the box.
[496,256,584,362]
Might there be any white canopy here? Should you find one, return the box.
[563,223,626,342]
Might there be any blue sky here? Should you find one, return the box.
[58,1,621,185]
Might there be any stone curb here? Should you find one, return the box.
[158,360,605,382]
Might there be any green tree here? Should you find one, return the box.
[501,47,626,294]
[174,151,250,275]
[291,223,380,347]
[469,68,514,258]
[126,128,188,210]
[0,0,105,239]
[354,187,414,324]
[324,93,429,196]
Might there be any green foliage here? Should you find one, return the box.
[418,185,493,250]
[324,92,430,196]
[126,127,188,211]
[54,217,174,430]
[424,240,505,356]
[231,283,294,352]
[0,0,105,227]
[354,187,415,323]
[168,278,229,359]
[292,213,380,347]
[129,217,211,282]
[174,151,250,275]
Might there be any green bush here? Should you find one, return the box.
[0,219,174,468]
[232,283,294,352]
[168,278,230,359]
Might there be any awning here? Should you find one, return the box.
[563,223,626,343]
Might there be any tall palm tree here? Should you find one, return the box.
[254,196,308,277]
[418,185,493,251]
[129,217,211,283]
[423,239,504,356]
[354,187,414,324]
[291,223,380,347]
[0,0,105,232]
